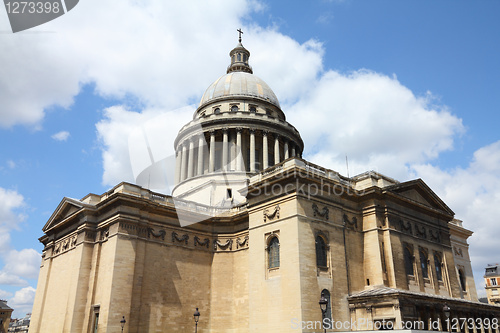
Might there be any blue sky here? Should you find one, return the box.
[1,0,499,318]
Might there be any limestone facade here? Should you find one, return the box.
[29,37,500,332]
[485,264,500,305]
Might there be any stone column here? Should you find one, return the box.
[284,141,289,159]
[209,130,215,173]
[187,139,194,178]
[180,142,187,182]
[291,145,296,158]
[250,129,256,172]
[197,135,204,176]
[274,134,280,165]
[263,131,269,170]
[175,148,182,184]
[236,128,242,171]
[222,128,229,171]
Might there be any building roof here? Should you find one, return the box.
[199,71,280,108]
[485,263,500,277]
[0,299,13,310]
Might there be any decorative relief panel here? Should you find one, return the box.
[312,203,329,220]
[53,234,78,255]
[454,246,463,257]
[147,227,166,240]
[172,232,189,245]
[415,224,426,239]
[263,205,280,222]
[428,229,441,243]
[399,219,413,235]
[236,235,249,249]
[343,213,357,230]
[194,236,210,248]
[214,239,233,251]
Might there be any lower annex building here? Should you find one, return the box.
[29,34,500,332]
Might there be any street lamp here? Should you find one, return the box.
[443,304,450,332]
[319,294,328,333]
[193,308,200,333]
[120,316,126,333]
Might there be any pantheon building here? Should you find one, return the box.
[29,35,500,332]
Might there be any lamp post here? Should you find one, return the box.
[443,304,450,332]
[193,308,200,333]
[319,294,328,333]
[120,316,126,333]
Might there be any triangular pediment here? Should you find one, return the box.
[385,179,454,216]
[43,197,90,232]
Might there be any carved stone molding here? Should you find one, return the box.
[312,203,329,220]
[236,235,249,249]
[85,231,96,241]
[429,229,441,243]
[415,224,426,239]
[148,227,166,241]
[263,205,280,222]
[194,236,210,248]
[214,239,233,251]
[343,214,357,230]
[454,246,463,257]
[172,232,189,245]
[100,228,109,241]
[54,234,78,255]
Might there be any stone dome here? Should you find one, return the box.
[199,72,280,108]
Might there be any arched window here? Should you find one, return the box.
[434,254,443,281]
[420,250,429,279]
[458,269,467,291]
[404,247,414,276]
[231,105,239,112]
[315,235,327,267]
[237,53,241,61]
[321,289,332,321]
[268,237,280,269]
[243,54,247,62]
[214,107,221,114]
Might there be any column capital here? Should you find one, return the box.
[222,127,229,133]
[262,130,269,137]
[209,129,216,135]
[249,128,256,134]
[235,127,243,133]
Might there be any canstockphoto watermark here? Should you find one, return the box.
[291,318,427,330]
[4,0,79,33]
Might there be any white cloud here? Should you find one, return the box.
[9,286,36,317]
[7,160,16,169]
[287,70,464,180]
[0,289,13,299]
[0,188,26,236]
[2,249,41,280]
[411,140,500,296]
[51,131,70,141]
[0,272,28,287]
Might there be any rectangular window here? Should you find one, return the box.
[492,278,498,286]
[93,313,99,333]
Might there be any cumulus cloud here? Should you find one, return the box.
[287,70,464,179]
[2,249,41,280]
[0,188,26,235]
[9,286,36,317]
[411,141,500,295]
[0,272,28,287]
[51,131,70,141]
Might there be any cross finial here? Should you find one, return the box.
[237,28,243,43]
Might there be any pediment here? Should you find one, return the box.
[385,179,454,216]
[43,197,90,232]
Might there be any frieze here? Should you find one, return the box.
[415,224,426,239]
[147,227,166,241]
[194,236,210,248]
[343,214,358,230]
[454,246,463,257]
[172,232,189,245]
[263,205,280,222]
[214,239,233,251]
[53,234,78,255]
[236,235,249,249]
[312,203,329,220]
[399,220,412,235]
[428,229,441,243]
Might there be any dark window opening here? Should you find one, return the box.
[420,251,428,279]
[268,237,280,269]
[321,289,332,321]
[434,254,443,281]
[315,235,327,267]
[459,269,467,291]
[404,247,414,276]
